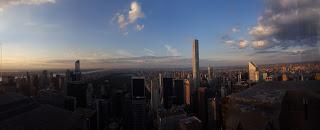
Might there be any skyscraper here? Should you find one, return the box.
[74,60,81,81]
[131,77,145,98]
[151,79,160,112]
[130,77,146,130]
[192,39,200,89]
[248,61,259,82]
[163,77,173,109]
[208,65,214,80]
[174,79,184,105]
[184,79,191,105]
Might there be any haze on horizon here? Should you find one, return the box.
[0,0,319,70]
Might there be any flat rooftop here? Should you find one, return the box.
[229,81,320,105]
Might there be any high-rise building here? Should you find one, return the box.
[248,61,259,82]
[131,77,145,98]
[192,39,200,89]
[157,108,187,130]
[237,71,242,82]
[130,98,146,130]
[281,65,288,81]
[208,65,214,80]
[174,79,184,105]
[178,116,202,130]
[163,77,174,109]
[184,79,191,105]
[197,87,208,127]
[159,73,164,105]
[151,79,160,112]
[208,98,221,130]
[74,60,81,81]
[67,81,91,107]
[41,70,49,89]
[130,77,146,130]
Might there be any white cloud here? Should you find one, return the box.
[116,49,135,58]
[252,40,269,49]
[143,48,155,56]
[116,1,145,30]
[117,14,127,29]
[164,44,179,56]
[0,0,55,12]
[136,24,144,31]
[224,40,235,45]
[232,27,240,33]
[249,24,276,38]
[128,1,144,23]
[238,40,248,49]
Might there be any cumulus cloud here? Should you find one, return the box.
[249,0,320,49]
[128,1,144,23]
[116,1,145,30]
[136,24,144,31]
[0,0,55,11]
[238,39,248,49]
[164,44,180,56]
[251,40,269,49]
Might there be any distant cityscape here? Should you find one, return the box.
[0,40,319,130]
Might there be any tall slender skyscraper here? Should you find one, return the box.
[74,60,81,81]
[208,65,213,80]
[75,60,80,73]
[192,39,200,89]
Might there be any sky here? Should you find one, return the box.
[0,0,319,70]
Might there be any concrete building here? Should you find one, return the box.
[67,81,93,108]
[151,79,160,112]
[192,39,200,89]
[174,79,184,105]
[178,116,202,130]
[223,81,320,130]
[157,108,187,130]
[74,60,81,81]
[208,65,214,80]
[184,79,191,105]
[0,92,86,130]
[163,78,174,109]
[248,62,259,82]
[130,77,146,130]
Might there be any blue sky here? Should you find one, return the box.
[0,0,319,69]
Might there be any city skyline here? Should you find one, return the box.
[0,0,319,69]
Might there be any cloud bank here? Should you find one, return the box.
[0,0,55,11]
[249,0,320,49]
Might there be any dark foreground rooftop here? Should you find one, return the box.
[0,93,85,130]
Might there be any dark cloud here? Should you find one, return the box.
[250,0,320,49]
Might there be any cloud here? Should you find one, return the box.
[251,40,269,49]
[143,48,155,56]
[128,1,144,23]
[249,0,320,49]
[0,0,55,11]
[136,24,144,31]
[224,40,235,45]
[238,39,248,49]
[164,44,180,56]
[116,1,145,30]
[116,49,135,58]
[232,27,240,33]
[117,14,127,29]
